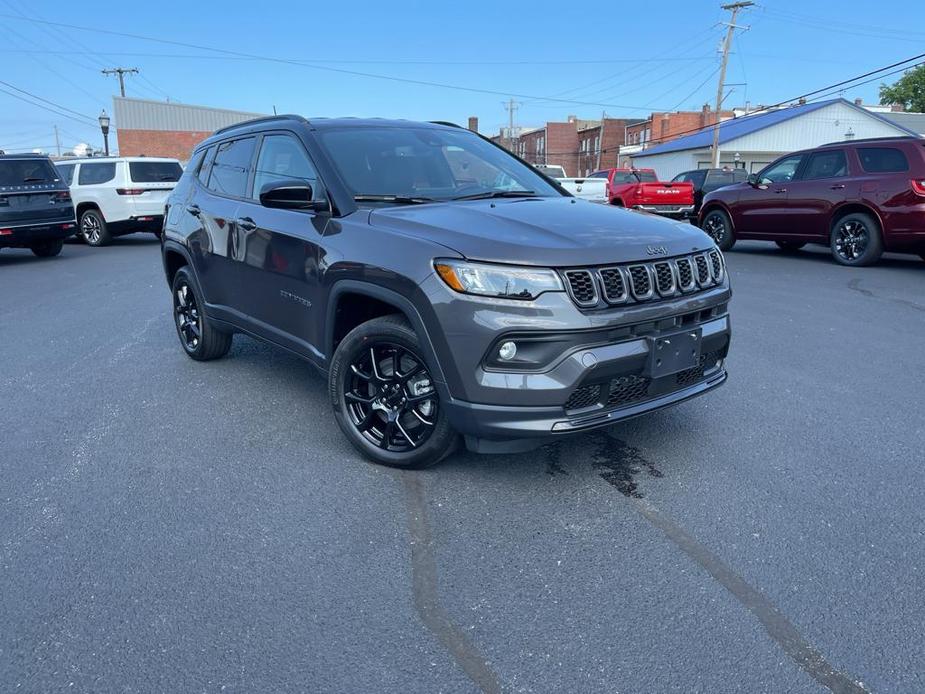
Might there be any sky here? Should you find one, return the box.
[1,0,924,155]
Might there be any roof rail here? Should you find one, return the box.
[429,120,462,128]
[820,135,920,146]
[213,114,308,136]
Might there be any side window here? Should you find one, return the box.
[207,137,256,198]
[252,134,320,200]
[56,163,75,185]
[589,171,608,179]
[197,146,216,185]
[672,172,690,183]
[800,150,848,180]
[857,147,909,173]
[611,172,634,184]
[186,149,206,182]
[78,162,116,185]
[758,155,803,184]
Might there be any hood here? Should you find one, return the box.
[368,197,714,267]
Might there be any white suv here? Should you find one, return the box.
[54,157,182,246]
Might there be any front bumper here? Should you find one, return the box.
[0,220,77,248]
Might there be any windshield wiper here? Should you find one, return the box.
[452,190,537,201]
[23,177,49,183]
[353,194,436,205]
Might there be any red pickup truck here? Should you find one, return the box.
[590,168,695,219]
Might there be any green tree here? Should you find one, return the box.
[879,65,925,112]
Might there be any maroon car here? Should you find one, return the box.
[699,136,925,266]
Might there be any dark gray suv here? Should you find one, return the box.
[161,116,731,467]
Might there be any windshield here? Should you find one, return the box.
[0,158,60,186]
[317,126,562,202]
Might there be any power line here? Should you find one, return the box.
[0,12,684,112]
[0,79,96,123]
[102,67,139,97]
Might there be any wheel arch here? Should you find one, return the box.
[325,280,448,388]
[75,201,102,219]
[829,202,883,235]
[700,201,734,230]
[161,240,193,287]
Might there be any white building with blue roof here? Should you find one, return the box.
[629,98,918,179]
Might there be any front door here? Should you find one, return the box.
[234,132,329,360]
[782,149,851,239]
[730,154,804,235]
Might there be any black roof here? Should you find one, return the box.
[0,152,53,160]
[212,114,457,137]
[819,135,922,147]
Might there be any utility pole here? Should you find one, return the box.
[710,2,752,168]
[596,110,606,171]
[53,125,61,157]
[502,98,520,154]
[102,67,139,97]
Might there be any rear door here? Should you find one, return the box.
[783,149,851,239]
[232,132,329,357]
[191,137,256,314]
[731,154,804,235]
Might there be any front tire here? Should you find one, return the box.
[329,315,458,468]
[171,267,232,360]
[830,213,882,266]
[701,209,736,251]
[30,239,64,257]
[775,240,806,252]
[80,209,111,246]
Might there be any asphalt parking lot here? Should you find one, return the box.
[1,236,923,693]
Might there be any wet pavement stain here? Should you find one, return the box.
[542,443,569,477]
[590,435,663,498]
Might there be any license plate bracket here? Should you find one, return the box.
[648,329,702,377]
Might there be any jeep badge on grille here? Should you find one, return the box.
[645,245,669,256]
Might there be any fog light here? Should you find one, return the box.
[498,341,517,360]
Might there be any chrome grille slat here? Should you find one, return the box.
[562,250,725,309]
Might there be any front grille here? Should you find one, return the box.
[709,250,724,281]
[560,249,725,309]
[599,268,627,303]
[564,270,597,305]
[628,265,652,299]
[675,257,695,291]
[607,375,651,407]
[695,255,711,285]
[564,384,601,411]
[675,349,723,387]
[654,262,674,295]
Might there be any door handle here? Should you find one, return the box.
[774,188,787,194]
[236,217,257,232]
[830,184,846,190]
[186,204,201,216]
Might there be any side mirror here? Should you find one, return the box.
[259,180,329,212]
[746,173,759,186]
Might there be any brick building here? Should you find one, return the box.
[576,117,645,176]
[112,96,264,162]
[618,105,735,166]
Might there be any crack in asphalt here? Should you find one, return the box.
[398,473,501,694]
[592,435,869,693]
[848,278,925,313]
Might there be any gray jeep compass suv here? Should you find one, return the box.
[161,116,731,467]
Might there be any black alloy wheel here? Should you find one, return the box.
[174,281,202,352]
[170,267,232,360]
[344,342,438,453]
[701,209,735,251]
[830,213,882,266]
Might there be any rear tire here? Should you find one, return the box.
[329,314,458,469]
[30,239,63,257]
[830,213,882,266]
[775,240,806,252]
[701,209,736,251]
[171,267,232,361]
[80,209,111,247]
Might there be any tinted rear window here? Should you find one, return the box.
[857,147,909,173]
[636,171,658,183]
[0,158,60,186]
[78,162,116,185]
[129,161,182,183]
[56,163,75,185]
[207,138,256,197]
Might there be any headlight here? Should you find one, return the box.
[434,259,563,300]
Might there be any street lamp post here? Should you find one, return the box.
[98,110,111,156]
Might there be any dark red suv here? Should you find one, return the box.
[699,136,925,266]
